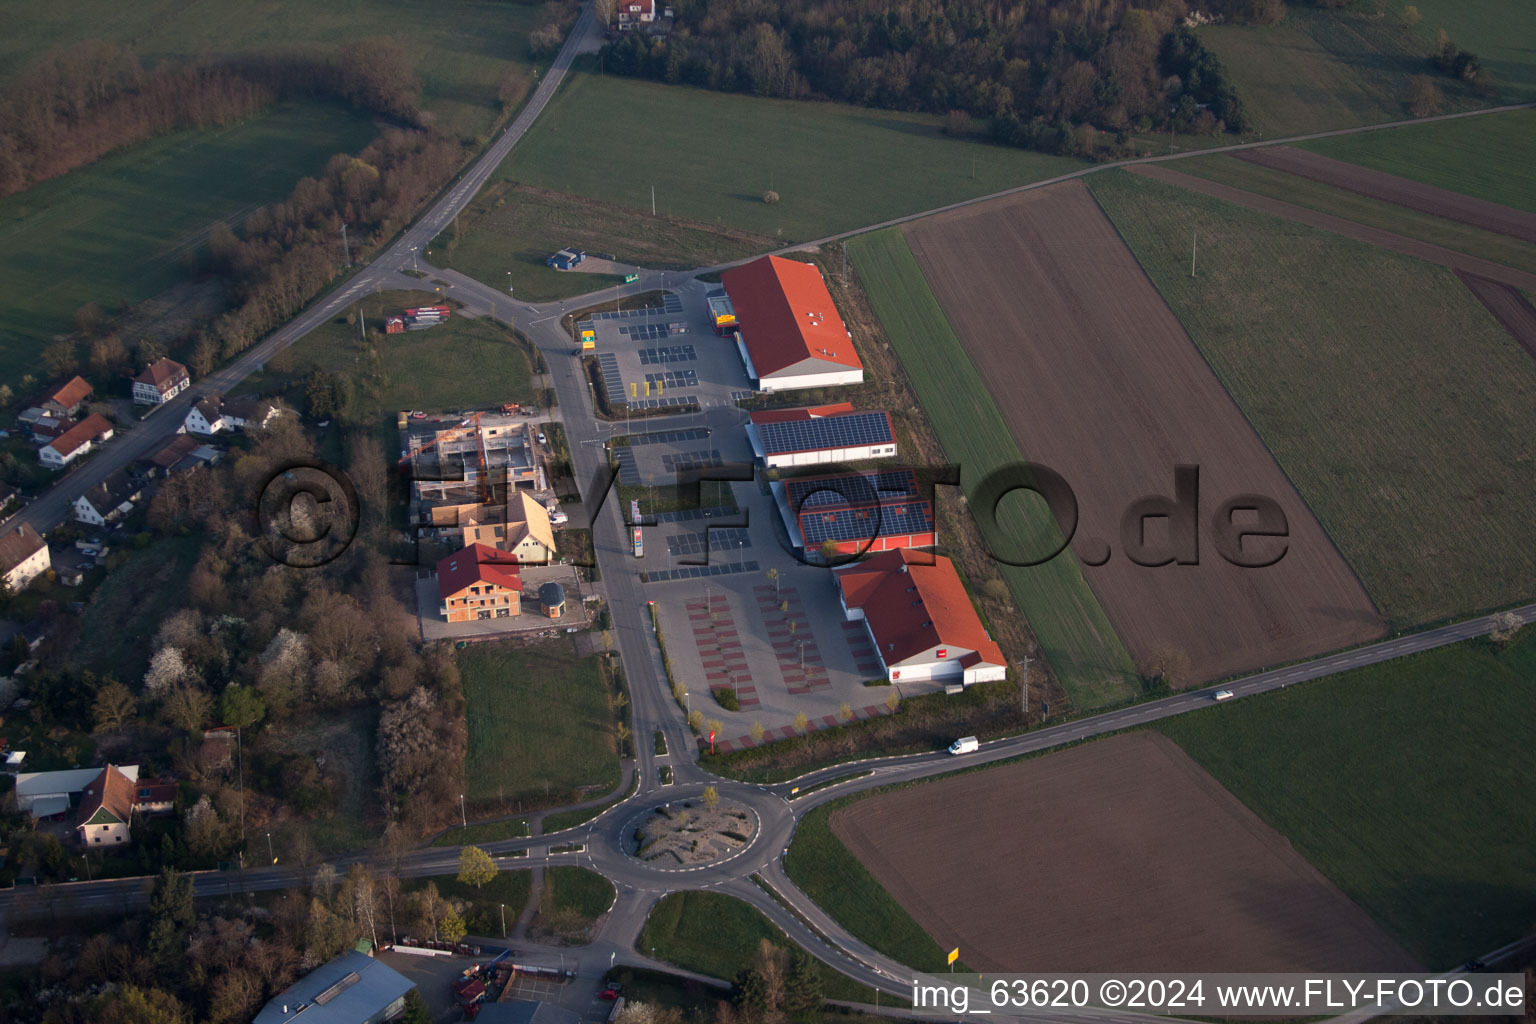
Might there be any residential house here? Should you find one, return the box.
[253,951,415,1024]
[39,413,114,469]
[28,414,75,445]
[134,776,179,816]
[0,482,18,525]
[616,0,656,29]
[437,543,524,622]
[15,764,140,822]
[136,433,199,477]
[834,548,1007,686]
[0,525,50,594]
[132,357,190,405]
[460,491,558,564]
[20,376,92,422]
[184,394,281,435]
[73,469,142,526]
[76,764,137,846]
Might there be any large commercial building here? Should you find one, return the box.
[253,951,415,1024]
[834,548,1007,685]
[720,255,863,392]
[774,469,935,555]
[747,403,896,468]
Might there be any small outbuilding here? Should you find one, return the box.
[538,581,566,618]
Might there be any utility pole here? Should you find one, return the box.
[651,186,656,217]
[1021,654,1029,718]
[357,305,366,346]
[340,223,350,267]
[841,241,847,285]
[1191,229,1198,279]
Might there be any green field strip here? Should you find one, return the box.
[1302,108,1536,215]
[1088,169,1536,628]
[847,228,1138,709]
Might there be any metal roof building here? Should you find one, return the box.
[772,468,934,555]
[720,256,863,392]
[747,403,897,468]
[253,951,414,1024]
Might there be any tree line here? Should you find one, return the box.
[0,38,425,196]
[599,0,1253,156]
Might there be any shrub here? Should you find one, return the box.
[763,190,779,204]
[712,687,740,712]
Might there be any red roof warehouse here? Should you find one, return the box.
[720,256,864,392]
[835,548,1007,686]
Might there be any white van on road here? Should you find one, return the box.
[948,736,979,756]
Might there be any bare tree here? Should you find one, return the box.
[1489,610,1523,650]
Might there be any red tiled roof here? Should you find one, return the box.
[0,524,45,573]
[747,402,856,425]
[45,413,113,457]
[141,433,198,468]
[135,357,188,389]
[437,543,525,600]
[44,376,92,410]
[133,777,179,806]
[77,765,136,827]
[836,549,1005,670]
[721,256,862,377]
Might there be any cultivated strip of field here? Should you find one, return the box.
[1302,107,1536,215]
[1089,169,1536,627]
[846,229,1138,709]
[1171,154,1536,279]
[903,181,1383,684]
[1457,272,1536,360]
[831,731,1417,972]
[1128,164,1536,293]
[1236,146,1536,244]
[1159,630,1536,968]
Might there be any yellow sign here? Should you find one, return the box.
[631,382,637,398]
[947,948,959,965]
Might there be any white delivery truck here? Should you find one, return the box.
[948,736,979,756]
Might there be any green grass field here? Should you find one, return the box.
[1384,0,1536,103]
[536,866,615,936]
[244,290,535,421]
[1303,108,1536,214]
[406,869,533,938]
[430,818,529,848]
[1158,629,1536,967]
[2,0,547,141]
[639,890,879,1001]
[784,799,957,974]
[434,181,773,299]
[1089,169,1536,629]
[1174,153,1536,276]
[458,642,621,808]
[1198,5,1481,136]
[847,229,1138,708]
[0,102,376,383]
[499,70,1084,244]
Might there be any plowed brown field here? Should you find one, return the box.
[1237,146,1536,245]
[830,732,1418,972]
[903,181,1383,683]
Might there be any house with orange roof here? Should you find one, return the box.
[721,255,864,392]
[834,548,1007,686]
[75,764,137,846]
[437,543,524,622]
[23,375,93,421]
[39,413,114,469]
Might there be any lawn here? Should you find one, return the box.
[67,535,203,682]
[405,869,533,939]
[0,101,376,383]
[1157,629,1536,968]
[432,182,772,300]
[783,802,954,974]
[1174,153,1536,277]
[1088,169,1536,629]
[639,890,880,1002]
[429,818,530,848]
[1380,0,1536,103]
[846,228,1138,709]
[1197,5,1483,136]
[499,70,1084,244]
[457,641,622,809]
[244,289,536,422]
[1,0,548,141]
[1303,108,1536,214]
[533,866,615,940]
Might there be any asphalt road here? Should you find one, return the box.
[3,8,1533,1016]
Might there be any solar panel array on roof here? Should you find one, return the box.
[757,411,894,456]
[784,469,920,511]
[800,502,935,545]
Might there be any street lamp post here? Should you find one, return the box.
[267,831,275,864]
[410,245,418,272]
[501,903,507,938]
[459,794,467,829]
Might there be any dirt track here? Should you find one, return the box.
[1129,164,1536,293]
[831,732,1418,973]
[904,182,1383,684]
[1236,146,1536,245]
[1457,271,1536,361]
